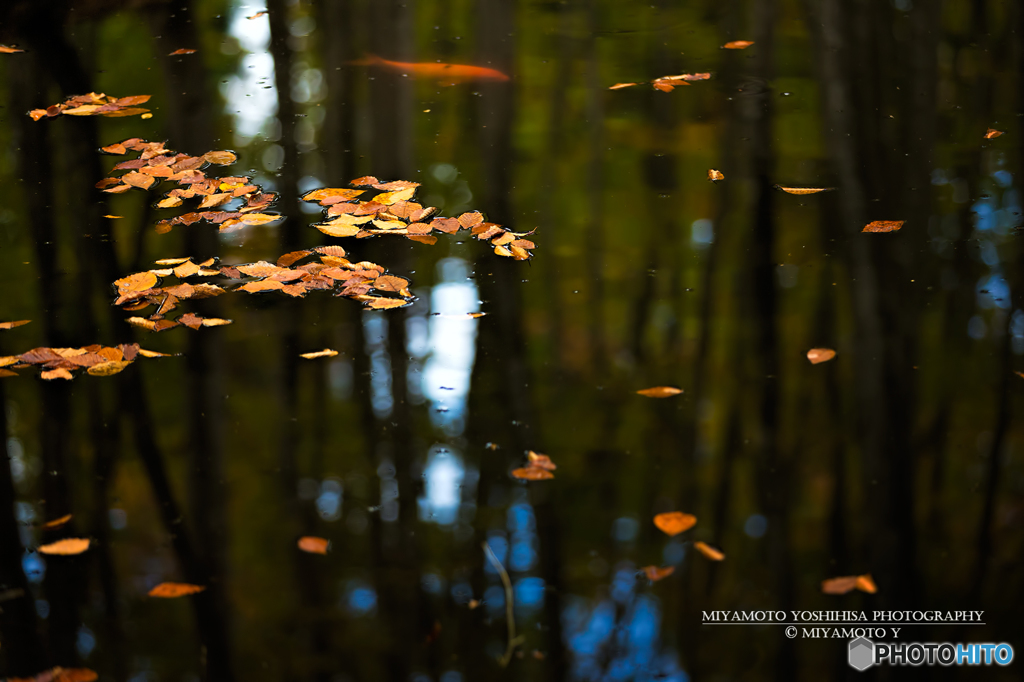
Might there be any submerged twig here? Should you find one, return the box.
[482,541,525,667]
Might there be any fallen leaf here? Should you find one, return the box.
[0,320,30,329]
[458,211,484,229]
[855,574,877,594]
[722,40,754,49]
[38,538,90,555]
[653,512,696,536]
[821,576,859,595]
[707,169,725,182]
[277,250,312,267]
[408,234,438,245]
[652,80,676,92]
[862,220,904,233]
[693,541,725,561]
[468,598,480,609]
[115,271,158,293]
[636,386,682,398]
[526,451,556,470]
[137,349,174,358]
[247,10,268,19]
[0,45,25,54]
[87,361,132,377]
[148,582,206,598]
[168,48,196,55]
[363,297,411,310]
[642,565,676,581]
[984,128,1004,139]
[41,368,74,381]
[238,279,286,293]
[40,514,73,530]
[203,150,237,165]
[774,185,834,195]
[609,82,637,90]
[0,369,17,378]
[7,668,99,682]
[200,317,233,327]
[302,187,364,203]
[300,349,339,359]
[511,467,555,480]
[298,536,329,554]
[806,348,836,364]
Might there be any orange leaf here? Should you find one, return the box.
[636,386,682,398]
[806,348,836,364]
[408,234,438,245]
[277,250,312,267]
[693,541,725,561]
[984,128,1004,139]
[363,297,411,310]
[707,169,725,182]
[300,349,339,359]
[862,220,904,233]
[168,48,197,55]
[821,576,859,595]
[527,451,556,471]
[38,538,90,555]
[302,187,364,203]
[855,574,877,594]
[87,361,132,377]
[0,320,30,329]
[774,185,834,195]
[0,45,25,54]
[511,467,554,481]
[653,512,696,536]
[148,582,206,598]
[40,514,73,530]
[41,368,74,381]
[641,565,675,581]
[203,150,237,165]
[609,82,637,90]
[722,40,754,49]
[298,536,330,554]
[238,279,285,293]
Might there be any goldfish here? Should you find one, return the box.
[351,54,509,84]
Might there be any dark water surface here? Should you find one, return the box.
[1,0,1022,680]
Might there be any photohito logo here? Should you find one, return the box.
[848,639,1014,670]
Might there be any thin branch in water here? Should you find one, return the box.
[482,541,524,667]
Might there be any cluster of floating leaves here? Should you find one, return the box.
[113,247,414,327]
[510,451,557,480]
[28,93,152,121]
[609,72,711,92]
[304,178,537,260]
[95,138,280,233]
[0,343,171,381]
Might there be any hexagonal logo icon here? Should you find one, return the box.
[848,637,875,671]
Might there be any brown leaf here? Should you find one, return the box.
[300,349,339,359]
[374,275,410,292]
[653,512,696,536]
[277,250,312,267]
[693,541,725,561]
[0,45,25,54]
[0,320,30,330]
[38,538,90,555]
[511,239,535,250]
[148,582,206,598]
[247,10,268,19]
[984,128,1004,139]
[314,245,348,258]
[431,217,460,234]
[122,171,157,190]
[806,348,836,364]
[458,211,484,228]
[707,169,725,182]
[203,150,237,165]
[298,536,330,554]
[526,451,556,471]
[0,369,17,378]
[636,386,683,398]
[7,668,99,682]
[722,40,754,49]
[774,185,834,195]
[238,280,285,293]
[407,222,432,234]
[40,514,73,530]
[168,48,196,55]
[372,180,420,191]
[302,187,365,203]
[641,565,676,582]
[609,82,637,90]
[41,368,74,381]
[862,220,904,233]
[87,361,132,377]
[821,576,858,595]
[408,234,438,245]
[511,467,555,481]
[363,297,411,310]
[349,175,380,186]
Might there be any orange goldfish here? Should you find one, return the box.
[351,54,509,84]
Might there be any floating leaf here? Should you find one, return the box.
[203,150,237,165]
[862,220,904,233]
[722,40,754,49]
[148,582,206,598]
[87,361,132,377]
[806,348,836,364]
[302,187,364,203]
[984,128,1004,139]
[298,536,330,554]
[693,541,725,561]
[642,565,676,581]
[40,514,73,530]
[277,250,313,267]
[0,369,17,378]
[0,45,25,54]
[653,512,696,536]
[362,297,411,310]
[636,386,682,398]
[821,576,859,595]
[774,185,834,195]
[41,368,74,381]
[7,668,99,682]
[855,574,877,594]
[38,538,90,555]
[707,169,725,182]
[511,467,555,481]
[0,320,30,329]
[168,48,197,56]
[609,82,637,90]
[526,451,556,471]
[300,349,339,359]
[247,10,268,19]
